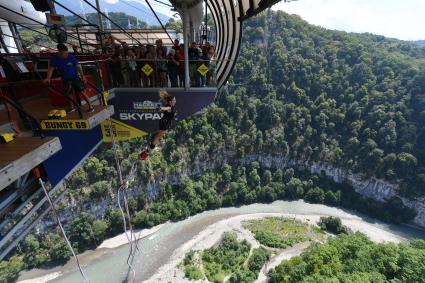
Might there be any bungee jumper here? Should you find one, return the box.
[140,89,176,160]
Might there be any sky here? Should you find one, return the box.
[104,0,176,18]
[273,0,425,41]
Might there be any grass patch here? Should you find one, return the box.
[243,217,325,248]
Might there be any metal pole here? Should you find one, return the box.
[183,6,190,90]
[205,0,208,44]
[75,26,82,53]
[0,30,10,53]
[95,0,104,32]
[8,23,22,52]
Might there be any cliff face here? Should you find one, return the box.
[37,152,425,232]
[185,151,425,227]
[241,154,425,228]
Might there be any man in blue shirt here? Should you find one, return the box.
[44,43,94,113]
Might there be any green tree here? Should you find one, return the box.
[305,187,325,203]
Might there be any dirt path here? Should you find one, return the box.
[255,241,311,283]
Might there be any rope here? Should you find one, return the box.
[33,168,90,283]
[117,185,136,282]
[107,118,138,282]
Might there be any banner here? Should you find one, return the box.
[108,88,217,134]
[101,119,147,142]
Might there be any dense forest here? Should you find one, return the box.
[2,10,425,283]
[232,11,425,197]
[269,233,425,282]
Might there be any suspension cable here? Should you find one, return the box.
[53,0,93,26]
[0,32,56,51]
[152,0,173,8]
[81,0,142,45]
[145,0,173,44]
[54,0,127,49]
[0,4,97,48]
[117,0,160,41]
[32,168,90,283]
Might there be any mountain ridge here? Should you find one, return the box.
[413,40,425,46]
[55,0,170,27]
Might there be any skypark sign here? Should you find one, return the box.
[107,88,217,134]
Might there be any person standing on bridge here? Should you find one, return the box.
[140,90,176,160]
[44,43,94,113]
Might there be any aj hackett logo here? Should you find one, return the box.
[133,101,161,110]
[119,100,163,121]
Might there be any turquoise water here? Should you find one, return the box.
[18,200,425,283]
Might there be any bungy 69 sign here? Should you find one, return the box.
[106,88,217,136]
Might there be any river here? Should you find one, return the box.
[17,200,425,283]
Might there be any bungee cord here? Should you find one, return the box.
[32,168,90,283]
[106,117,139,282]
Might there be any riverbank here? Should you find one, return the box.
[144,212,407,283]
[16,224,164,283]
[17,272,62,283]
[17,201,425,283]
[97,224,164,249]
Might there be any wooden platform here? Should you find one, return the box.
[0,96,114,131]
[0,137,62,190]
[40,105,114,131]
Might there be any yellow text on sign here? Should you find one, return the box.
[142,64,154,76]
[41,120,90,130]
[101,119,147,142]
[197,63,209,76]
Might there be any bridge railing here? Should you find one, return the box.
[101,58,219,89]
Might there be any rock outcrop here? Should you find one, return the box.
[241,154,425,228]
[37,152,425,231]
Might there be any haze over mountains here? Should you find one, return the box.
[55,0,170,26]
[413,40,425,46]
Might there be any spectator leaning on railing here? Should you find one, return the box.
[200,47,210,87]
[145,45,157,87]
[178,44,185,87]
[109,51,124,87]
[157,48,168,87]
[207,45,217,86]
[104,41,217,88]
[127,49,139,87]
[167,49,180,87]
[188,41,200,87]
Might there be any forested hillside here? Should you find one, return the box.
[2,10,425,283]
[231,11,425,196]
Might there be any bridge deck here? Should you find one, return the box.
[0,137,61,190]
